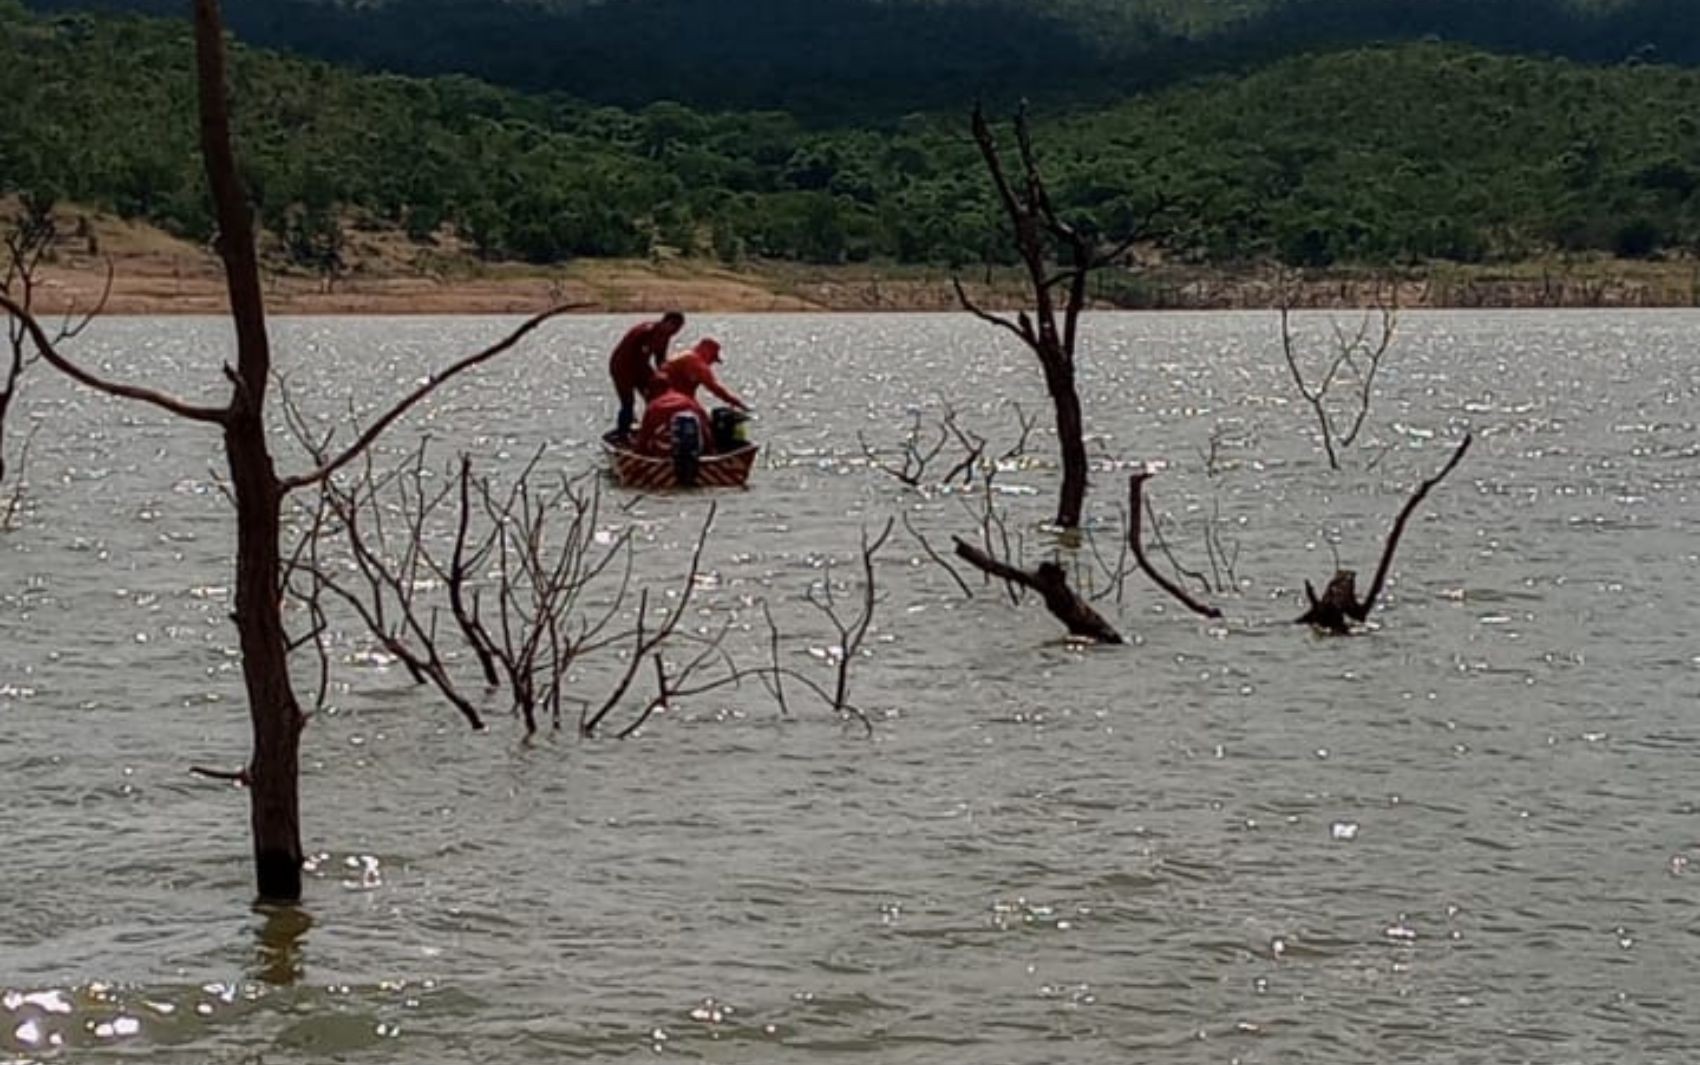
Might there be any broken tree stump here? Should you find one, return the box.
[1296,433,1473,633]
[952,537,1122,644]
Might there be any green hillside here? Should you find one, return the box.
[3,3,1697,272]
[20,0,1698,120]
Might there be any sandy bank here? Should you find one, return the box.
[18,209,1700,316]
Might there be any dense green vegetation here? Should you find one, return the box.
[3,3,1699,271]
[21,0,1698,119]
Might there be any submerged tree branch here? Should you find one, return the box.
[1358,432,1473,617]
[1297,433,1473,632]
[952,536,1121,644]
[1128,472,1222,619]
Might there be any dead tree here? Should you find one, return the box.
[951,537,1121,644]
[288,445,500,731]
[1296,434,1472,633]
[0,0,571,904]
[954,104,1158,530]
[1278,279,1399,471]
[295,442,722,740]
[805,519,894,718]
[859,405,986,491]
[0,201,49,490]
[2,196,109,522]
[281,422,889,740]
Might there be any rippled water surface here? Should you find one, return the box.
[3,311,1699,1063]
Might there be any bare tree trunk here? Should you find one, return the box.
[955,106,1159,531]
[4,0,573,906]
[227,423,303,900]
[195,0,302,902]
[1047,361,1087,529]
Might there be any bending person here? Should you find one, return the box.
[634,389,709,457]
[649,338,748,412]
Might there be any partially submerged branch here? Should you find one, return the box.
[0,421,39,531]
[581,503,718,737]
[902,510,973,598]
[1296,433,1473,633]
[952,536,1121,644]
[1128,472,1222,620]
[862,404,991,493]
[859,412,949,489]
[805,519,894,721]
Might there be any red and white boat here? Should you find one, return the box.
[602,407,758,490]
[603,435,759,490]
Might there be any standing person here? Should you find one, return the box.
[608,310,685,438]
[649,337,748,412]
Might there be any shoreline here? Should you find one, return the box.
[20,212,1700,316]
[34,260,1700,317]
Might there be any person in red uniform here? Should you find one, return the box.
[608,310,684,438]
[634,389,710,457]
[648,338,748,412]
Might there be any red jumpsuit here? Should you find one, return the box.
[650,350,747,410]
[635,390,709,456]
[608,320,676,435]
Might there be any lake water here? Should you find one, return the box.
[2,311,1698,1063]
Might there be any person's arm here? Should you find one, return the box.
[699,366,747,410]
[645,330,672,370]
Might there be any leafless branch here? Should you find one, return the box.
[998,402,1038,464]
[312,449,488,729]
[581,502,718,736]
[1297,434,1472,632]
[446,455,501,686]
[1127,473,1222,619]
[2,198,207,429]
[1144,499,1210,595]
[189,765,250,786]
[859,412,948,488]
[1,295,225,424]
[1082,501,1134,605]
[950,277,1032,346]
[902,509,973,598]
[1277,280,1400,471]
[279,304,584,492]
[804,519,893,720]
[0,420,40,531]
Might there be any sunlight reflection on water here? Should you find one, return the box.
[3,311,1699,1062]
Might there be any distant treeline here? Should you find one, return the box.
[3,3,1699,270]
[18,0,1699,120]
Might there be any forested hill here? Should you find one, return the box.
[19,0,1698,120]
[5,3,1699,272]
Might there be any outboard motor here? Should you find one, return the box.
[710,406,750,452]
[671,413,702,486]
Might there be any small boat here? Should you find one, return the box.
[603,435,758,490]
[602,408,758,490]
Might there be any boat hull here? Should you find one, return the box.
[603,438,758,490]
